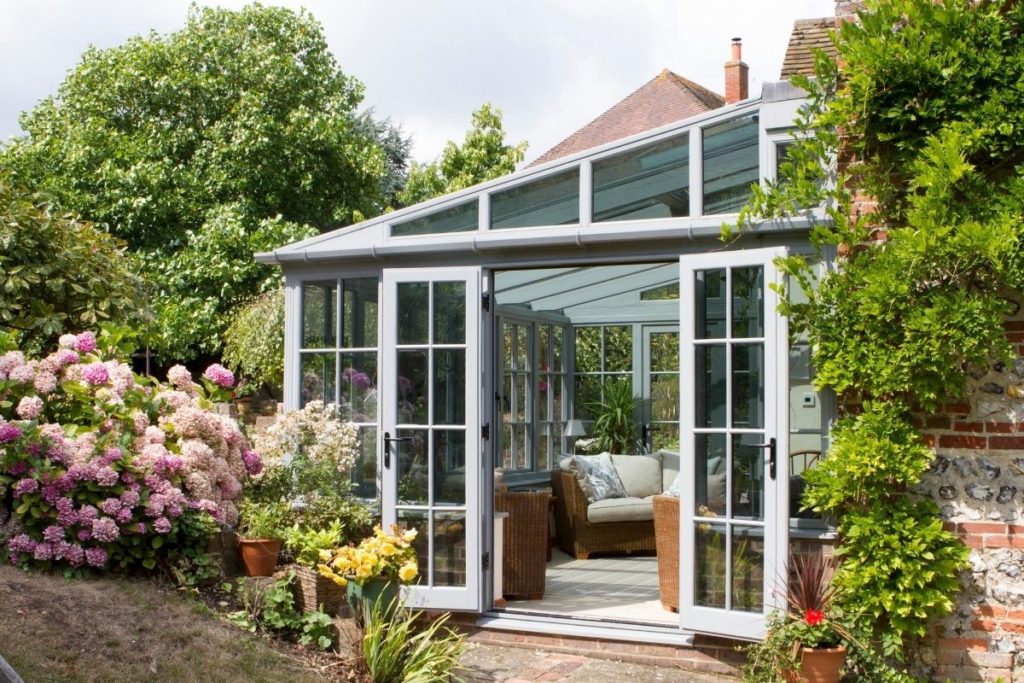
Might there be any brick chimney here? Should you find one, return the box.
[724,37,749,104]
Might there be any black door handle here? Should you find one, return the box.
[383,431,411,469]
[752,437,777,480]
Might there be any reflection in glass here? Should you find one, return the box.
[574,375,601,419]
[650,374,679,421]
[650,332,679,372]
[731,267,764,338]
[552,326,564,372]
[574,327,601,373]
[515,325,529,370]
[340,352,377,421]
[396,429,428,505]
[594,133,690,222]
[302,281,337,348]
[605,326,632,372]
[392,201,478,237]
[396,509,429,584]
[703,114,759,215]
[732,344,764,429]
[732,526,765,612]
[696,269,727,339]
[695,522,727,608]
[696,433,728,516]
[397,283,429,344]
[433,349,466,425]
[696,345,727,428]
[732,434,764,521]
[433,281,466,344]
[350,428,378,500]
[433,511,467,587]
[491,169,580,229]
[342,278,378,348]
[433,431,466,505]
[397,351,428,424]
[300,353,336,407]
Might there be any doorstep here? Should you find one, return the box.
[447,613,743,678]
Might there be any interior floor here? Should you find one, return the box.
[501,549,677,625]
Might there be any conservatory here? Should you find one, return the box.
[256,80,831,644]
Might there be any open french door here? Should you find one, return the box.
[678,248,789,640]
[381,267,481,611]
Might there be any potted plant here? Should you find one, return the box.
[743,553,852,683]
[283,520,349,615]
[317,525,419,627]
[237,500,291,577]
[585,377,642,454]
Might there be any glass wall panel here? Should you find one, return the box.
[391,201,478,237]
[302,281,337,348]
[703,115,759,215]
[593,133,690,222]
[300,352,335,407]
[491,169,580,229]
[342,278,378,348]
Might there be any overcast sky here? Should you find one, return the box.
[0,1,835,165]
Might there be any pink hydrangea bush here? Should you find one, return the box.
[0,331,262,573]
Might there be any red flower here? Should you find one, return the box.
[804,609,824,626]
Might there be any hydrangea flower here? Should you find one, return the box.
[0,422,22,444]
[167,365,193,392]
[153,517,172,534]
[13,478,38,496]
[16,396,43,421]
[93,466,119,487]
[33,371,58,394]
[85,547,107,568]
[43,525,64,543]
[202,363,234,388]
[81,362,109,385]
[58,334,78,349]
[91,517,120,543]
[74,331,97,354]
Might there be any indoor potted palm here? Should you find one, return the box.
[236,500,291,577]
[585,378,642,454]
[743,553,852,683]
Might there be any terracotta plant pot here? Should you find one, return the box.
[790,645,847,683]
[238,537,281,577]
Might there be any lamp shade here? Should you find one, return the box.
[564,419,587,438]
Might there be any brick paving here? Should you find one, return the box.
[458,643,736,682]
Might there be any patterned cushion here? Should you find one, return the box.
[571,453,627,503]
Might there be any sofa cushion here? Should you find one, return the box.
[658,449,680,492]
[571,453,627,503]
[587,496,655,523]
[611,454,663,499]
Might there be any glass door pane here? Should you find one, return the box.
[679,248,788,640]
[382,268,480,611]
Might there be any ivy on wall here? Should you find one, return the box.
[733,0,1024,661]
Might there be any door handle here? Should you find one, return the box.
[752,437,777,480]
[383,431,411,469]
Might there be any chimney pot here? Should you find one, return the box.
[725,37,749,104]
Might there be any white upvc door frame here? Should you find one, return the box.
[678,247,789,640]
[381,266,482,611]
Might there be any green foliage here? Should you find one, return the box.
[397,103,527,205]
[226,571,335,650]
[585,378,642,454]
[360,596,467,683]
[283,520,345,567]
[223,288,285,395]
[0,173,146,354]
[293,492,373,546]
[2,4,405,361]
[237,500,292,540]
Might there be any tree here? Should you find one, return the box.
[397,103,527,206]
[0,172,145,353]
[1,4,406,360]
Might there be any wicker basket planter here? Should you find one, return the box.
[292,564,349,616]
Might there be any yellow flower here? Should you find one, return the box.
[356,563,374,579]
[398,562,418,583]
[319,549,332,562]
[402,529,418,543]
[379,542,396,556]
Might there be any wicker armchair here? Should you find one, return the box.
[495,490,551,600]
[652,495,679,612]
[551,470,656,560]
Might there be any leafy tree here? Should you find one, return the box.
[733,0,1023,661]
[397,103,527,205]
[222,288,285,396]
[0,172,145,353]
[1,4,403,360]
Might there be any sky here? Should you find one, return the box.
[0,1,835,165]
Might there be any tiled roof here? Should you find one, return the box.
[529,69,724,167]
[780,17,838,79]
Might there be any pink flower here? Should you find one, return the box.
[74,331,97,354]
[91,517,119,543]
[8,362,35,384]
[54,349,80,367]
[203,363,235,388]
[154,517,172,534]
[242,449,262,476]
[85,547,107,567]
[33,542,54,561]
[58,334,78,349]
[13,478,37,496]
[63,544,85,567]
[43,525,64,543]
[81,362,109,385]
[93,466,119,487]
[0,351,25,380]
[33,371,57,394]
[0,423,22,443]
[16,396,43,420]
[100,498,122,516]
[9,534,37,554]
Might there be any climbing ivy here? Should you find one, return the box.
[732,0,1024,661]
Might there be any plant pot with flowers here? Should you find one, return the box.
[236,500,291,577]
[317,525,420,627]
[743,553,853,683]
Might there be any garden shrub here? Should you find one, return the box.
[223,288,285,397]
[0,330,262,574]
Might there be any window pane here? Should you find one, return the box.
[696,345,727,428]
[593,133,690,222]
[433,511,466,587]
[649,331,679,372]
[397,283,429,345]
[340,352,377,421]
[434,431,466,506]
[604,326,633,372]
[397,350,428,424]
[732,526,765,613]
[342,278,378,348]
[695,522,727,608]
[350,428,378,500]
[574,327,600,373]
[397,429,428,505]
[732,344,764,429]
[392,201,478,237]
[301,281,337,348]
[433,281,466,344]
[696,269,727,339]
[300,352,336,407]
[641,283,680,301]
[703,115,759,215]
[491,169,580,229]
[434,349,466,426]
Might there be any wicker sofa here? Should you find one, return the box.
[552,450,679,560]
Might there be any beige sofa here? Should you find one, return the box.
[552,450,679,560]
